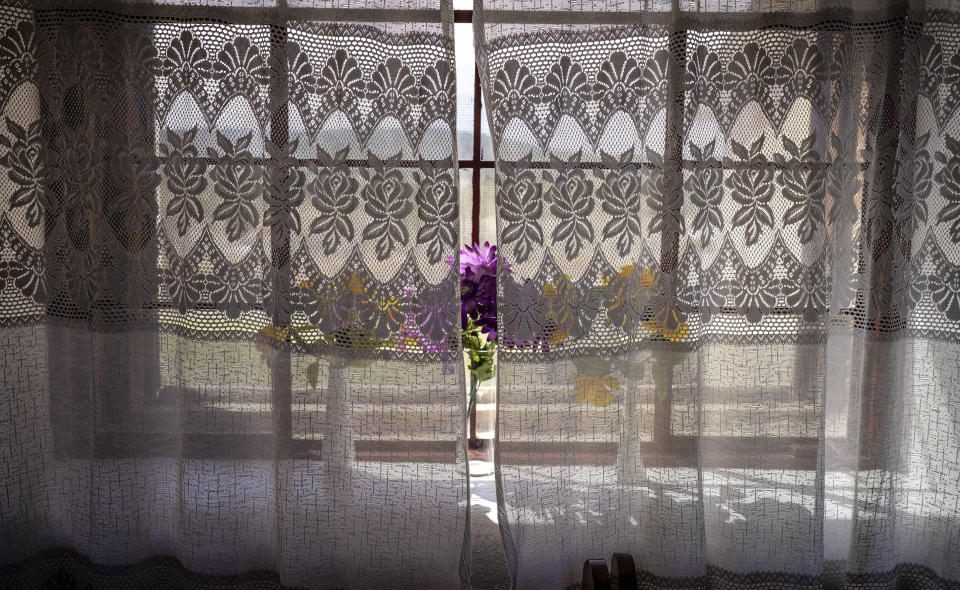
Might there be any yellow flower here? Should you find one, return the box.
[547,326,569,348]
[642,317,690,342]
[615,264,657,286]
[543,273,573,295]
[346,271,365,295]
[258,323,289,343]
[371,293,402,326]
[298,277,320,293]
[573,372,620,407]
[542,275,576,347]
[602,264,658,291]
[353,331,383,350]
[638,268,658,288]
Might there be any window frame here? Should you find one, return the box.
[68,6,881,470]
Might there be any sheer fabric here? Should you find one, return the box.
[475,0,960,588]
[0,1,469,588]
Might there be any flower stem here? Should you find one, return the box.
[467,374,480,418]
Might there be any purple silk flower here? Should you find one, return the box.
[457,242,505,341]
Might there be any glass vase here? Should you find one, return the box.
[465,349,496,476]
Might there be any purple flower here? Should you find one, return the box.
[458,242,505,341]
[460,242,501,282]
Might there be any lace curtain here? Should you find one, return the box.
[0,1,469,588]
[476,0,960,588]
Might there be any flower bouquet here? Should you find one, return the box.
[456,242,504,422]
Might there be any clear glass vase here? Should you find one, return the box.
[465,349,496,476]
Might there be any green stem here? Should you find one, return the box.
[467,374,480,418]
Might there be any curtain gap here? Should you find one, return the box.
[468,56,484,447]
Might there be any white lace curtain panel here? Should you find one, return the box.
[475,0,960,588]
[0,0,959,589]
[0,1,469,588]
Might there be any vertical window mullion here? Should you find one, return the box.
[471,64,483,246]
[653,20,687,446]
[269,20,293,446]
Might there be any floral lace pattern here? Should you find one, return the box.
[479,11,960,352]
[0,5,461,361]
